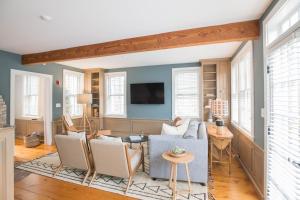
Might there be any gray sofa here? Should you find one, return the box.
[148,121,208,184]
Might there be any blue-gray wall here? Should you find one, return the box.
[106,62,200,120]
[233,0,279,148]
[0,50,83,122]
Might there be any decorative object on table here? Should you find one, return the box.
[0,95,7,128]
[24,132,40,148]
[162,151,195,200]
[129,135,143,142]
[77,93,93,132]
[205,105,213,123]
[170,146,186,157]
[207,125,233,174]
[209,99,228,134]
[123,135,148,148]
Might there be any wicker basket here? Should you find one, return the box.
[24,132,40,148]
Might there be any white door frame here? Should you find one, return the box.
[10,69,53,144]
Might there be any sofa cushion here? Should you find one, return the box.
[161,119,190,136]
[197,122,206,139]
[183,120,199,139]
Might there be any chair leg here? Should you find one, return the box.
[82,169,91,184]
[89,171,97,186]
[53,164,63,177]
[125,176,133,194]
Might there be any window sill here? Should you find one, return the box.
[231,122,254,141]
[18,116,42,121]
[104,115,127,119]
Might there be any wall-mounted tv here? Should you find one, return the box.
[130,83,164,104]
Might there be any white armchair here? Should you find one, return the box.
[89,139,143,193]
[54,135,92,184]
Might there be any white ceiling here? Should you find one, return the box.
[58,42,242,69]
[0,0,271,68]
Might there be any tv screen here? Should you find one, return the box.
[130,83,164,104]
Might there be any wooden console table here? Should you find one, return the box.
[207,125,233,174]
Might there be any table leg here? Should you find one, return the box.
[185,163,192,197]
[210,139,213,171]
[173,164,177,200]
[169,163,174,188]
[229,141,232,175]
[142,145,145,172]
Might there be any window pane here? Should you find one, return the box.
[63,70,84,117]
[267,30,300,200]
[173,68,200,118]
[231,41,252,135]
[105,72,126,116]
[266,0,300,45]
[24,75,39,116]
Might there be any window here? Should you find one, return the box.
[105,72,126,117]
[63,70,84,117]
[266,0,300,45]
[231,41,253,136]
[23,75,39,117]
[172,67,200,118]
[265,1,300,199]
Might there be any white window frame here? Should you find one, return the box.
[63,69,84,118]
[104,72,127,118]
[263,0,300,198]
[231,41,254,139]
[23,75,39,117]
[172,67,201,119]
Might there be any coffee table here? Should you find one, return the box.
[122,135,148,148]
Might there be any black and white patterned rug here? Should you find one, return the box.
[16,153,208,200]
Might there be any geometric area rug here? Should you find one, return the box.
[16,153,208,200]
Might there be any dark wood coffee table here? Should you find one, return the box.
[122,135,148,148]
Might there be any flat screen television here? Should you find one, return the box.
[130,83,164,104]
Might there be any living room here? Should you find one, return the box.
[1,0,299,199]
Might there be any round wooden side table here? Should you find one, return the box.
[162,152,194,200]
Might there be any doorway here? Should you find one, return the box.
[10,69,53,145]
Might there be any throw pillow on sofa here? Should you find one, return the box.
[161,119,190,136]
[183,120,200,139]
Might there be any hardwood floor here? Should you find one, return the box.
[14,139,260,200]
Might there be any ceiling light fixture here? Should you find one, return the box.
[40,15,52,21]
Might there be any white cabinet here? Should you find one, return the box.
[0,127,14,200]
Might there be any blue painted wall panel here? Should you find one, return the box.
[106,62,200,120]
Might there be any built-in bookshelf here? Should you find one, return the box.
[91,72,100,117]
[202,63,217,121]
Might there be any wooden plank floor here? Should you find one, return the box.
[15,139,259,200]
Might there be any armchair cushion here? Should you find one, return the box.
[96,135,122,143]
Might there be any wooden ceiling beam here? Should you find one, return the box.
[22,20,259,65]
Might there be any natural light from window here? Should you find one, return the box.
[105,72,126,117]
[172,67,200,119]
